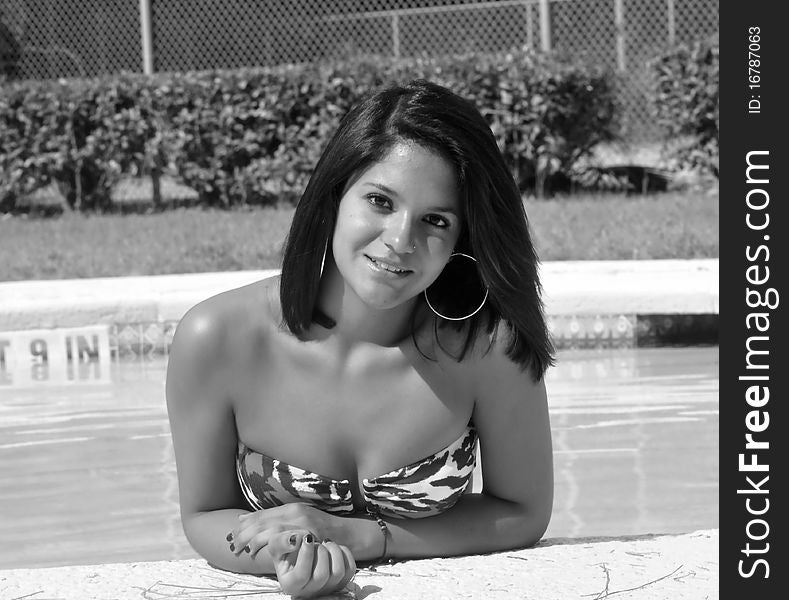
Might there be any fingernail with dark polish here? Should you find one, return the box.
[226,533,233,542]
[323,538,332,543]
[244,545,250,553]
[229,543,235,552]
[305,534,314,544]
[288,534,297,546]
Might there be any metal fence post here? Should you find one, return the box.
[539,0,551,52]
[667,0,676,46]
[614,0,625,71]
[392,13,400,58]
[139,0,154,74]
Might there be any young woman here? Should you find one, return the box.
[166,79,555,598]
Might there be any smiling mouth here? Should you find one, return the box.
[365,255,413,275]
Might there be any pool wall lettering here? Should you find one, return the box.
[0,326,111,387]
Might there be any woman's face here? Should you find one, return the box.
[331,141,462,311]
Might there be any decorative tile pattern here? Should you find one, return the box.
[106,314,718,359]
[111,322,172,358]
[163,321,179,352]
[142,323,166,357]
[112,323,143,359]
[635,314,719,346]
[548,315,636,350]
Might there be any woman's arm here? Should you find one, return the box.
[166,298,278,574]
[378,331,553,559]
[167,298,357,598]
[168,296,359,594]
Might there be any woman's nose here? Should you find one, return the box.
[383,215,416,254]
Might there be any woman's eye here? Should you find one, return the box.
[425,214,450,228]
[367,194,391,209]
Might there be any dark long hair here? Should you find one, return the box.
[280,80,555,380]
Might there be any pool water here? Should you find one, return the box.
[547,347,718,540]
[0,346,718,569]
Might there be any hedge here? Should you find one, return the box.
[649,36,719,177]
[1,49,618,212]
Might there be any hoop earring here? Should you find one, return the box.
[319,240,328,278]
[424,252,489,321]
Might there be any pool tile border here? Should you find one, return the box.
[636,313,719,346]
[108,313,718,358]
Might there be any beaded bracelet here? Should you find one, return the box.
[366,506,391,570]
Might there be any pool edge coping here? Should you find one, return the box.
[0,528,719,599]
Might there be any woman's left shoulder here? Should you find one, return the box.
[462,323,545,403]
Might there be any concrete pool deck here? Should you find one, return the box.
[0,258,718,349]
[1,530,718,599]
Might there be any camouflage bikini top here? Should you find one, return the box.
[236,426,477,519]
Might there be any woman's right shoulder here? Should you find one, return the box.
[168,275,282,375]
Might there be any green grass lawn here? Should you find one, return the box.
[0,191,718,281]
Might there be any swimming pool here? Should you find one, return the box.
[0,346,718,570]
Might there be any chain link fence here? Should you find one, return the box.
[2,0,718,145]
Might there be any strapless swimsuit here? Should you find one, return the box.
[236,426,477,519]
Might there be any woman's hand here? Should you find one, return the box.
[265,530,356,598]
[228,503,347,558]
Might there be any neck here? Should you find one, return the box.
[314,261,422,349]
